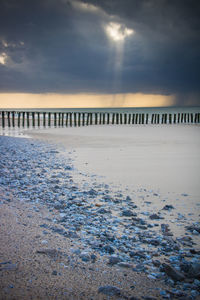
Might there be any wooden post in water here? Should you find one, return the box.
[187,113,190,123]
[12,111,15,127]
[54,113,57,127]
[124,113,127,124]
[173,114,176,124]
[112,113,115,124]
[116,113,119,124]
[7,112,11,127]
[184,113,186,123]
[169,114,172,124]
[127,114,131,124]
[102,113,105,125]
[43,112,46,127]
[177,113,180,123]
[181,113,184,123]
[138,114,141,124]
[146,114,148,124]
[120,113,123,124]
[70,113,72,127]
[135,113,138,124]
[65,113,68,126]
[141,114,144,124]
[191,113,193,123]
[61,113,64,127]
[95,113,98,125]
[78,113,81,126]
[27,112,30,127]
[37,112,40,127]
[90,113,93,125]
[82,113,85,126]
[107,113,110,124]
[86,113,89,126]
[32,112,35,127]
[2,111,5,128]
[58,113,61,126]
[48,112,51,127]
[132,114,135,124]
[17,112,21,127]
[22,112,25,127]
[151,114,154,124]
[161,114,164,124]
[74,113,77,127]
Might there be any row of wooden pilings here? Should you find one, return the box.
[0,111,200,128]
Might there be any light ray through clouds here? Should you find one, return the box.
[105,22,134,100]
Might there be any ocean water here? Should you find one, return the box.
[0,106,199,114]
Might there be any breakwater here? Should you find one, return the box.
[0,110,200,128]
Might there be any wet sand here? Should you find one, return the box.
[0,125,200,299]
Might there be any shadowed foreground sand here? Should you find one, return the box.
[0,193,166,300]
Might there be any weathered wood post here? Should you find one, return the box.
[124,113,127,124]
[78,113,81,126]
[191,113,193,123]
[27,112,30,127]
[22,112,25,127]
[135,113,139,124]
[48,112,51,127]
[58,113,61,127]
[187,113,190,123]
[184,113,186,123]
[95,113,98,125]
[17,112,21,127]
[116,113,119,124]
[89,113,93,125]
[61,113,64,127]
[120,113,123,124]
[165,114,167,124]
[43,112,46,127]
[177,113,180,123]
[65,113,68,126]
[146,113,149,124]
[181,113,183,123]
[173,114,176,124]
[2,111,5,128]
[37,112,40,127]
[128,114,131,124]
[74,113,77,127]
[138,114,141,124]
[161,114,164,124]
[112,113,115,124]
[82,113,85,126]
[86,113,89,126]
[54,113,57,127]
[12,111,15,127]
[132,114,135,124]
[102,113,105,125]
[151,114,154,124]
[32,112,35,127]
[7,112,11,127]
[141,113,144,124]
[70,113,72,127]
[169,113,172,124]
[107,113,110,124]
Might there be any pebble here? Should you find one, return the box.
[0,136,199,299]
[98,285,121,296]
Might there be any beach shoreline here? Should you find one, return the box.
[0,125,200,299]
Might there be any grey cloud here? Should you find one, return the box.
[0,0,199,105]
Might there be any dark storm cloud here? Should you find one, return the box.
[0,0,200,105]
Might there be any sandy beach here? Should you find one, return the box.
[0,124,200,299]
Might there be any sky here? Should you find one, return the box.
[0,0,200,108]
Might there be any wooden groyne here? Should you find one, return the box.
[0,111,200,128]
